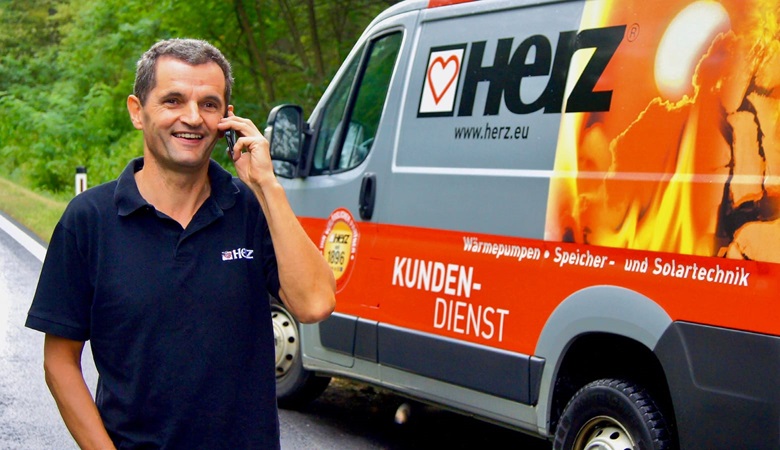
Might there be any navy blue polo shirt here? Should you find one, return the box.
[26,158,282,449]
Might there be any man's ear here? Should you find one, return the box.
[127,95,144,130]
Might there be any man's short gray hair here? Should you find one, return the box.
[133,38,233,108]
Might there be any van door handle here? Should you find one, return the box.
[359,173,377,221]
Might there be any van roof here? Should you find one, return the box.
[365,0,477,32]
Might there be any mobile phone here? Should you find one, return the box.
[225,129,237,158]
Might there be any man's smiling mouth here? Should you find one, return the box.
[173,132,204,140]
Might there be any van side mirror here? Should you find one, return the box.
[266,104,306,178]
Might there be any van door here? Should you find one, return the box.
[281,13,413,370]
[374,2,586,404]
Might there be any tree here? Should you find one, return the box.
[0,0,397,192]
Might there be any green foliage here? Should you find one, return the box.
[0,0,397,193]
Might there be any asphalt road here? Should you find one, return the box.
[0,212,551,449]
[0,214,94,449]
[279,378,553,449]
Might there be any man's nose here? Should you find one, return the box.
[180,102,203,126]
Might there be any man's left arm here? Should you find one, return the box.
[223,113,336,324]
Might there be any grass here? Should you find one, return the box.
[0,176,68,243]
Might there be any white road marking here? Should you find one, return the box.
[0,213,47,262]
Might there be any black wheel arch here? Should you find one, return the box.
[549,332,678,447]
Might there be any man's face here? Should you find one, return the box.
[127,56,226,173]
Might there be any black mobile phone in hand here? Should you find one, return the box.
[225,129,236,158]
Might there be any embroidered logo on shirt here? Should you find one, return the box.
[222,248,254,261]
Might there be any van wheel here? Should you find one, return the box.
[271,298,331,409]
[553,378,671,450]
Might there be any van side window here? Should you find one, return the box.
[311,31,402,174]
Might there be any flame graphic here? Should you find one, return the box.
[546,0,780,263]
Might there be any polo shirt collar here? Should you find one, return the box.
[115,157,239,217]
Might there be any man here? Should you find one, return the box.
[25,38,336,449]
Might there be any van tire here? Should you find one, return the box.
[271,298,331,409]
[553,378,671,450]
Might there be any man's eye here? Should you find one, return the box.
[164,98,180,105]
[203,102,218,109]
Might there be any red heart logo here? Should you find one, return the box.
[427,55,460,105]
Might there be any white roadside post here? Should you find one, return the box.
[75,166,87,195]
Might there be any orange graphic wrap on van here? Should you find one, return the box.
[301,216,779,354]
[427,0,474,9]
[546,0,780,262]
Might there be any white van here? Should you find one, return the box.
[265,0,780,448]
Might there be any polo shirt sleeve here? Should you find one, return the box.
[26,219,93,341]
